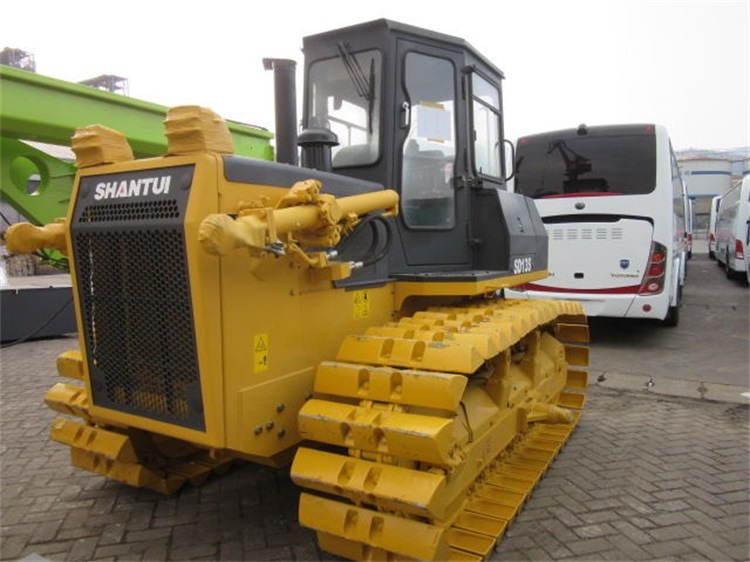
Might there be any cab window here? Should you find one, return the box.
[400,52,456,229]
[308,49,382,167]
[472,73,502,178]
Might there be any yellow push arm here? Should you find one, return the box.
[199,180,398,257]
[4,219,68,255]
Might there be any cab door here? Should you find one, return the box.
[395,40,471,267]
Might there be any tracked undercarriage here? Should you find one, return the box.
[292,298,588,561]
[42,297,587,559]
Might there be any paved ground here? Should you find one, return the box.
[587,241,749,397]
[1,243,748,561]
[1,342,748,561]
[492,389,749,561]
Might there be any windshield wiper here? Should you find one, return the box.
[337,42,375,133]
[337,42,374,101]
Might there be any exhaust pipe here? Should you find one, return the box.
[263,58,298,166]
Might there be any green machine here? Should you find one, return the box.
[1,64,273,226]
[0,64,274,342]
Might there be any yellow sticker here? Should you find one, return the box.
[254,333,269,372]
[352,290,371,319]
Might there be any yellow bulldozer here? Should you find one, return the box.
[6,19,589,561]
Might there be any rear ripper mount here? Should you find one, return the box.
[292,298,588,561]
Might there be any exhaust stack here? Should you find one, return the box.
[263,58,298,166]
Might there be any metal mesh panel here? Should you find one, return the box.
[80,200,180,223]
[73,216,204,430]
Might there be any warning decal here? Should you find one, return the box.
[352,290,371,319]
[254,333,269,372]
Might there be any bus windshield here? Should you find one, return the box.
[514,132,656,199]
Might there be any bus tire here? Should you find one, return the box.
[725,255,736,280]
[663,285,682,327]
[663,304,680,327]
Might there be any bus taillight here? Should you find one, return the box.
[650,248,667,263]
[647,263,665,277]
[735,240,745,260]
[639,242,667,296]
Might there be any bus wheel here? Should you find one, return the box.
[725,256,736,280]
[663,286,682,327]
[664,304,679,327]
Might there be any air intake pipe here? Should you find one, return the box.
[263,58,298,166]
[298,128,339,172]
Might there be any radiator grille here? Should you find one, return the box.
[71,165,203,431]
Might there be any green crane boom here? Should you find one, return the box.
[1,65,274,225]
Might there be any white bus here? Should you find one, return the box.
[708,194,721,260]
[506,123,688,326]
[715,176,750,283]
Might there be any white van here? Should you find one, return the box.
[708,194,721,259]
[686,196,694,259]
[507,123,688,326]
[715,176,750,283]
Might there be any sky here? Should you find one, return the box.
[1,0,748,152]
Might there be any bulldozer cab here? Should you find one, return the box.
[302,19,509,269]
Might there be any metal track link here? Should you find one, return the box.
[446,413,582,560]
[292,298,588,561]
[67,444,235,494]
[45,385,235,495]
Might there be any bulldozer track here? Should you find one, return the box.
[44,384,236,495]
[292,298,588,561]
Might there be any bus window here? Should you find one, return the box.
[514,132,656,198]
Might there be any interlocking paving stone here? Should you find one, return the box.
[1,336,748,561]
